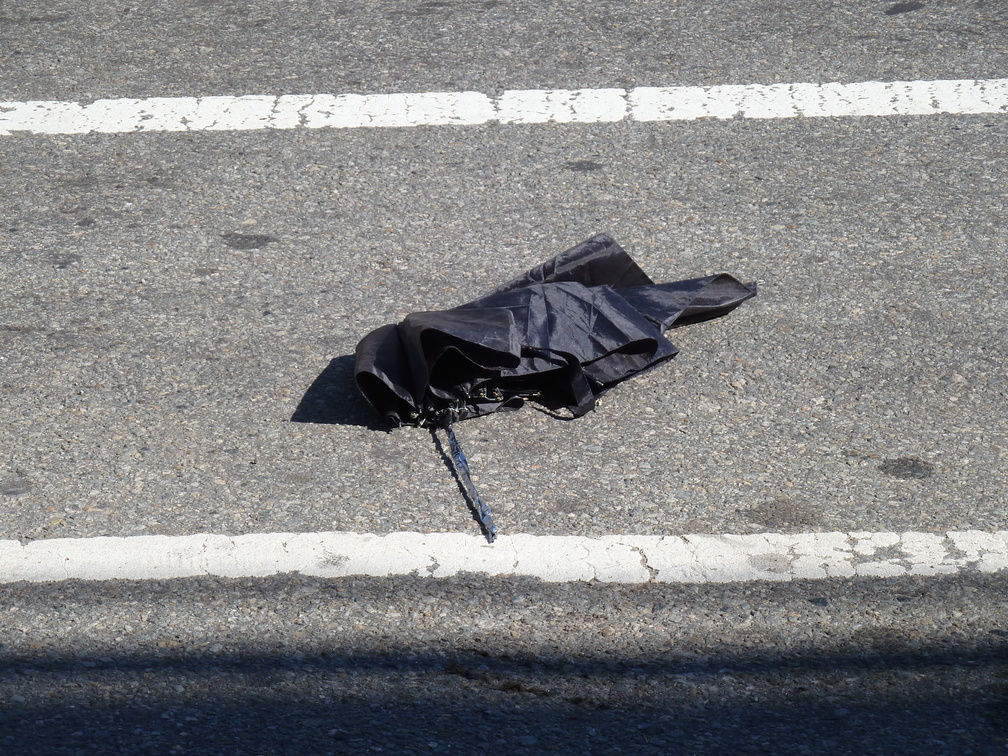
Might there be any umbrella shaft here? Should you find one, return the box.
[445,422,497,543]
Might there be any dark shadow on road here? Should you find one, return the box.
[2,575,1006,754]
[1,644,1004,754]
[290,355,387,430]
[2,641,1007,680]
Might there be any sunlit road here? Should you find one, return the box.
[1,0,1007,752]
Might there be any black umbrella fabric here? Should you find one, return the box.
[354,233,757,540]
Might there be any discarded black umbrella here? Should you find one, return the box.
[354,233,756,541]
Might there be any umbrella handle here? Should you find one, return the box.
[445,421,497,543]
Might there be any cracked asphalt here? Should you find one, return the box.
[1,0,1007,752]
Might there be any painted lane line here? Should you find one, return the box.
[2,78,1007,136]
[1,530,1006,584]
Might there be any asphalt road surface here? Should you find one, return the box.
[1,0,1007,753]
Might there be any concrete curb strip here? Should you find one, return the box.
[2,530,1006,584]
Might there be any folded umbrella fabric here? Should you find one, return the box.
[353,233,756,541]
[355,233,757,429]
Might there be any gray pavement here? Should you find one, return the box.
[1,0,1008,752]
[1,0,1006,100]
[2,113,1005,542]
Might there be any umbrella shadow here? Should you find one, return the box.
[290,355,387,430]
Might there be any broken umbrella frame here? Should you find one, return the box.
[353,234,757,542]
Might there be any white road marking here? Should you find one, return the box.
[1,530,1006,584]
[2,78,1006,136]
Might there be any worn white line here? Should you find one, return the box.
[2,78,1007,136]
[1,530,1006,584]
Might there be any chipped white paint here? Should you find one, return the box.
[495,88,629,123]
[1,530,1006,585]
[2,78,1006,136]
[629,79,1008,121]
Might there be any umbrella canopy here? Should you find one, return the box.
[353,233,756,541]
[355,233,756,428]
